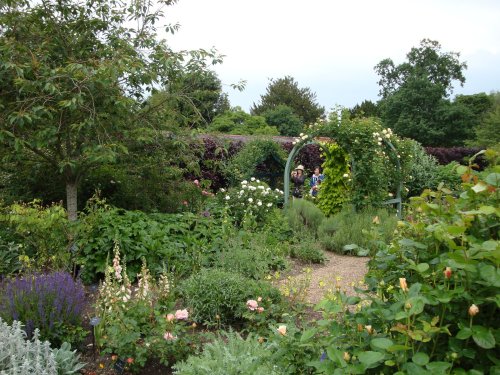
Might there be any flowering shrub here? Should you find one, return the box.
[181,268,282,327]
[94,244,198,370]
[0,272,85,346]
[217,178,283,228]
[295,167,500,374]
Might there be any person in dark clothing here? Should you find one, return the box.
[291,165,306,198]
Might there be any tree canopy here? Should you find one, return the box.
[375,39,473,146]
[0,0,220,220]
[251,76,325,125]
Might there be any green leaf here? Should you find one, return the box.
[415,263,429,273]
[446,225,466,235]
[425,361,451,373]
[456,327,472,340]
[485,173,500,187]
[405,362,430,375]
[412,352,429,366]
[300,328,317,342]
[370,337,394,350]
[478,263,500,287]
[472,325,495,349]
[478,205,497,215]
[471,182,487,193]
[358,351,385,366]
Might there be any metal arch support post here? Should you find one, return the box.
[284,141,314,207]
[381,139,403,219]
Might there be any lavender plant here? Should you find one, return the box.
[0,272,86,346]
[0,318,85,375]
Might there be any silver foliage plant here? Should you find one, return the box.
[0,319,85,375]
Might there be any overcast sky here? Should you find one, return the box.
[164,0,500,113]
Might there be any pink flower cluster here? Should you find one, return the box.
[246,297,264,313]
[163,309,189,341]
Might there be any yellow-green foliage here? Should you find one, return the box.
[317,143,350,216]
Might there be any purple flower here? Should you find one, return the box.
[90,317,101,326]
[201,210,211,217]
[320,351,327,362]
[0,272,85,346]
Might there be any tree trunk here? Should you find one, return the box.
[66,180,78,222]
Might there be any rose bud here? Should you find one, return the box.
[468,304,479,317]
[443,267,452,279]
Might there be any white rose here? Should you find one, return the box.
[251,177,255,181]
[220,188,225,193]
[248,198,253,203]
[225,195,230,200]
[267,203,272,207]
[239,190,244,195]
[299,133,304,137]
[258,185,264,190]
[343,173,349,178]
[377,137,382,141]
[257,200,262,206]
[241,180,248,185]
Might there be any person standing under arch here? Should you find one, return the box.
[310,166,324,197]
[291,165,306,198]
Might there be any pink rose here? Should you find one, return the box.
[163,332,176,341]
[166,313,175,322]
[182,201,188,206]
[246,299,258,311]
[257,306,264,313]
[193,179,200,186]
[175,309,189,320]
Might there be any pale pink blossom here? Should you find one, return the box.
[257,307,264,313]
[175,309,189,320]
[166,313,175,322]
[163,332,176,341]
[246,300,258,311]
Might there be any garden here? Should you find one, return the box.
[1,110,499,374]
[1,0,499,374]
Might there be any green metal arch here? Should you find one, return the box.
[283,138,402,218]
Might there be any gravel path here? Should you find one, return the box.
[282,251,370,305]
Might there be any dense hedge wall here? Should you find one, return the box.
[425,146,487,169]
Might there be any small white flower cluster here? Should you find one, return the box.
[221,178,283,225]
[292,132,309,145]
[373,128,393,146]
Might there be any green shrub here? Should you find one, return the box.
[318,207,397,256]
[290,241,326,264]
[286,199,325,237]
[403,139,441,197]
[224,140,286,186]
[435,161,462,191]
[0,239,21,278]
[317,142,350,215]
[0,201,71,271]
[309,170,500,374]
[205,231,288,280]
[174,330,284,375]
[76,202,224,283]
[181,269,282,326]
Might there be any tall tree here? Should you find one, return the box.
[0,0,219,220]
[472,92,500,148]
[156,69,230,129]
[375,39,469,146]
[349,100,379,119]
[261,104,303,136]
[251,76,325,125]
